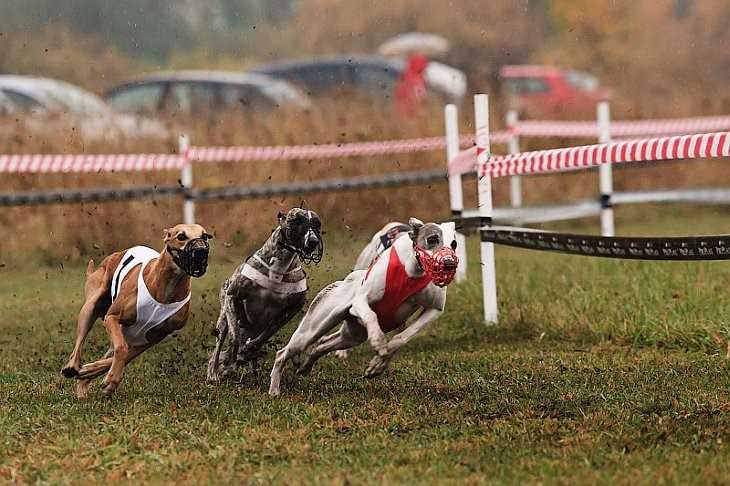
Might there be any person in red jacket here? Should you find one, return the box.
[395,53,429,116]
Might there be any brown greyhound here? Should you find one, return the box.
[61,223,212,397]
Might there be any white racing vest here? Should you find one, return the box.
[111,246,191,347]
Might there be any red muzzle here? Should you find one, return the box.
[414,245,459,287]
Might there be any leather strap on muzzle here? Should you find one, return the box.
[278,225,324,264]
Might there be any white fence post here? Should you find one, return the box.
[445,104,467,282]
[597,102,614,236]
[179,134,195,225]
[506,109,522,208]
[445,104,464,216]
[475,94,498,324]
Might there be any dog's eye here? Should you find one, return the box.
[427,235,440,246]
[177,233,188,241]
[451,240,457,250]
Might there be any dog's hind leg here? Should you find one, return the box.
[75,345,149,397]
[270,278,361,396]
[76,357,113,380]
[62,261,110,378]
[298,321,366,376]
[74,346,113,397]
[269,306,350,396]
[207,309,229,383]
[239,300,303,363]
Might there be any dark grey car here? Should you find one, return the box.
[252,55,466,104]
[105,70,311,116]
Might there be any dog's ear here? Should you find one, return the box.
[300,199,307,209]
[408,217,424,242]
[163,228,172,242]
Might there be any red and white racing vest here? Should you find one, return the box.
[364,245,432,332]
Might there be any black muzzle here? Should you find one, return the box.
[279,225,324,265]
[301,230,324,264]
[169,237,210,277]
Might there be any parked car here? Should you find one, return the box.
[252,55,467,105]
[0,75,168,141]
[0,86,45,115]
[105,71,311,117]
[499,65,612,119]
[0,90,14,115]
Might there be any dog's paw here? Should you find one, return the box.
[101,375,120,396]
[61,364,80,378]
[335,349,351,361]
[206,369,221,384]
[296,358,315,377]
[364,354,389,378]
[290,352,303,370]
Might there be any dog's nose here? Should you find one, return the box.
[442,258,457,270]
[305,235,319,252]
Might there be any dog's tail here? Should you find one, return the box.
[86,259,95,277]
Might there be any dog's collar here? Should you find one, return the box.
[277,238,302,255]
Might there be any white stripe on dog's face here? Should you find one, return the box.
[439,222,457,251]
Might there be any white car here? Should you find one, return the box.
[0,75,168,141]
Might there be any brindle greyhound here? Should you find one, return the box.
[61,223,212,397]
[207,207,323,382]
[269,218,459,396]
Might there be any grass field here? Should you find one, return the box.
[2,206,730,484]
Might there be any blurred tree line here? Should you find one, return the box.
[0,0,297,60]
[0,0,728,116]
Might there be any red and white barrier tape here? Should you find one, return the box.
[3,114,729,174]
[481,131,730,178]
[514,116,730,138]
[0,134,493,173]
[0,153,185,173]
[449,115,730,175]
[188,134,498,162]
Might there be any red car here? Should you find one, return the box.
[500,65,612,119]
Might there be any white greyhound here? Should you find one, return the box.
[269,218,459,396]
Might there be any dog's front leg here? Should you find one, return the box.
[349,296,387,357]
[207,307,229,383]
[101,315,129,395]
[364,308,442,378]
[62,286,106,377]
[222,296,241,373]
[240,304,299,360]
